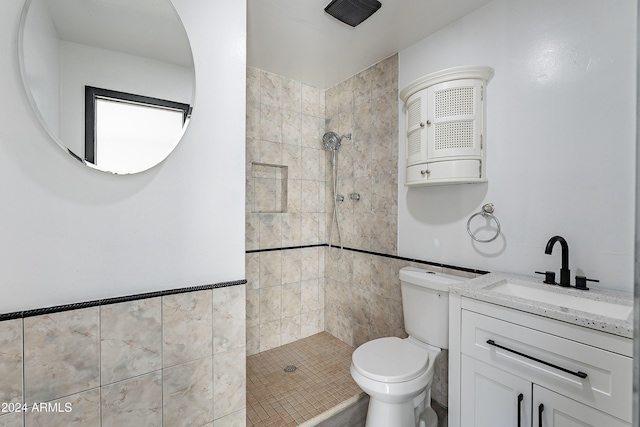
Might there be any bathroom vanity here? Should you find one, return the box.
[448,273,633,427]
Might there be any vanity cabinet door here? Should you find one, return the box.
[533,385,630,427]
[461,355,532,427]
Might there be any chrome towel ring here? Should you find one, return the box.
[467,203,501,243]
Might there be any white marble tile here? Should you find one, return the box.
[260,71,282,108]
[281,213,302,247]
[281,282,301,319]
[300,310,321,338]
[301,84,322,118]
[282,78,302,113]
[301,114,323,148]
[259,321,281,352]
[300,247,320,280]
[246,67,260,104]
[301,279,320,313]
[260,104,282,143]
[163,357,213,427]
[0,319,22,405]
[281,249,302,284]
[25,388,100,427]
[101,371,162,427]
[282,110,301,146]
[246,289,260,328]
[246,325,260,356]
[0,412,22,427]
[259,251,282,288]
[245,102,260,140]
[258,213,282,249]
[259,285,281,323]
[282,143,302,180]
[281,315,301,345]
[213,408,246,427]
[162,290,213,368]
[245,253,260,290]
[213,348,246,419]
[24,308,100,404]
[100,298,161,385]
[245,214,259,251]
[300,213,320,245]
[213,286,246,354]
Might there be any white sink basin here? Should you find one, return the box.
[490,281,633,320]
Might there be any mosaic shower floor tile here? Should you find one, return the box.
[247,332,364,427]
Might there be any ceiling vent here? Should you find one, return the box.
[324,0,382,27]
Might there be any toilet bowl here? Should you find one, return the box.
[351,337,440,427]
[351,267,464,427]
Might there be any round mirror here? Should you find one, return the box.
[18,0,195,174]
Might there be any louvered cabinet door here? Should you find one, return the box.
[405,90,429,166]
[426,78,484,161]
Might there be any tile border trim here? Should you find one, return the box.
[247,244,490,275]
[0,279,247,322]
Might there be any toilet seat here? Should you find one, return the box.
[352,337,430,383]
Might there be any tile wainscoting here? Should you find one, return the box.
[247,244,486,408]
[0,281,246,427]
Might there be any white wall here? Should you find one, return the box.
[398,0,636,292]
[0,0,246,313]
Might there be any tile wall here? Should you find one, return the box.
[245,67,327,355]
[324,55,399,255]
[245,55,477,408]
[0,285,246,427]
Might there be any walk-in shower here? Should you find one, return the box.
[323,131,351,259]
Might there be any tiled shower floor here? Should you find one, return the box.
[246,332,365,426]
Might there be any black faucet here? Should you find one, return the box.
[545,236,570,287]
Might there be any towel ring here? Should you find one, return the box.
[467,203,501,243]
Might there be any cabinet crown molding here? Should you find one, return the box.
[400,65,495,103]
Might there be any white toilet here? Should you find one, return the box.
[350,266,463,427]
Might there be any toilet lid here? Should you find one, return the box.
[352,337,430,383]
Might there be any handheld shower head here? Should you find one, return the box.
[322,131,341,152]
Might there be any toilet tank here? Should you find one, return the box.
[399,267,465,349]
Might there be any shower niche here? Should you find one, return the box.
[250,163,288,213]
[400,66,494,186]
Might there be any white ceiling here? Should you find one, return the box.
[247,0,492,89]
[40,0,193,67]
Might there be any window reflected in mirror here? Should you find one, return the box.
[85,86,190,174]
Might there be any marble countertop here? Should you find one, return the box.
[449,272,634,338]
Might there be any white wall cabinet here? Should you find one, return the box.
[400,66,493,186]
[449,297,632,427]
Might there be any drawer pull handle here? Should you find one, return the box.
[538,403,544,427]
[486,339,588,379]
[517,393,523,427]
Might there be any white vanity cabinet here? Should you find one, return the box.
[450,297,633,427]
[400,66,494,186]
